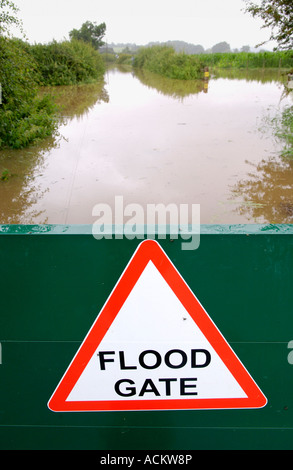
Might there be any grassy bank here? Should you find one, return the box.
[131,46,293,80]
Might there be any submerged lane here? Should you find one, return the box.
[0,67,292,224]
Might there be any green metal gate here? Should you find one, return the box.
[0,224,293,449]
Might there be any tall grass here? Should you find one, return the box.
[201,51,293,69]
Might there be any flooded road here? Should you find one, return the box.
[0,66,292,224]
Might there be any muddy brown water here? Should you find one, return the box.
[0,66,292,225]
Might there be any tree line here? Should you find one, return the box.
[110,40,260,55]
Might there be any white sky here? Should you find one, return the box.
[12,0,276,50]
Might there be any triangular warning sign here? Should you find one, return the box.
[48,240,267,412]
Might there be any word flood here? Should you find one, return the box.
[97,349,211,371]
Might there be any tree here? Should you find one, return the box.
[211,41,231,53]
[0,0,24,36]
[69,21,106,49]
[243,0,293,50]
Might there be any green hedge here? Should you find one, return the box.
[0,37,106,149]
[0,38,58,149]
[29,39,105,86]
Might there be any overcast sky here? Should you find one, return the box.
[12,0,276,50]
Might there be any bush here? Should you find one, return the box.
[0,37,58,149]
[133,46,204,80]
[117,53,133,65]
[29,39,106,86]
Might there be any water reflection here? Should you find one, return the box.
[41,81,109,120]
[230,154,293,223]
[0,136,60,223]
[0,82,109,224]
[212,68,288,85]
[134,68,208,100]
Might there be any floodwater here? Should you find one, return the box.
[0,66,292,225]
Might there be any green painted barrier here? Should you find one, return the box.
[0,224,293,450]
